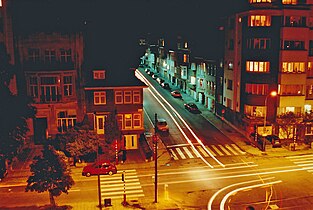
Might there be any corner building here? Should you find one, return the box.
[224,0,313,137]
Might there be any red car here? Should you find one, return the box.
[82,161,117,177]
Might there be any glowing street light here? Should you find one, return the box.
[262,90,277,151]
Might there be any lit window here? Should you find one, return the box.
[115,91,123,104]
[249,0,271,3]
[124,91,132,104]
[133,90,141,104]
[282,62,305,73]
[249,15,271,27]
[94,91,106,105]
[308,62,313,77]
[124,114,132,129]
[93,70,105,79]
[246,61,270,72]
[280,85,303,95]
[133,113,141,128]
[282,0,297,5]
[183,54,188,63]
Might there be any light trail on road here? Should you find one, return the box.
[219,179,282,210]
[136,69,224,168]
[207,177,276,210]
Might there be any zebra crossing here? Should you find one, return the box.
[168,144,246,160]
[100,169,144,200]
[286,154,313,173]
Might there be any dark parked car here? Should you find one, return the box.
[161,82,170,90]
[184,102,200,113]
[82,160,117,177]
[171,90,182,98]
[156,78,164,85]
[152,74,159,80]
[265,135,282,148]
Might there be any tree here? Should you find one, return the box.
[25,145,74,208]
[104,111,122,145]
[277,112,299,140]
[0,46,36,159]
[104,111,123,163]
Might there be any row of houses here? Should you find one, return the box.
[1,0,147,151]
[142,0,313,143]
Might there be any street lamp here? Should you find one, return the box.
[262,91,277,151]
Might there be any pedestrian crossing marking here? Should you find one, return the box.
[176,147,186,159]
[169,148,179,160]
[197,146,209,157]
[225,144,238,155]
[212,145,224,156]
[193,147,202,158]
[100,169,144,200]
[167,144,246,160]
[205,146,217,156]
[183,147,194,158]
[217,145,232,155]
[230,144,246,154]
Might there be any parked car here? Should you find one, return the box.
[156,118,169,132]
[156,78,164,85]
[152,74,159,80]
[184,102,200,113]
[148,71,154,77]
[161,82,170,90]
[265,135,282,148]
[171,90,182,98]
[145,68,150,73]
[82,160,117,177]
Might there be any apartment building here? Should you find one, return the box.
[2,0,147,148]
[223,0,313,138]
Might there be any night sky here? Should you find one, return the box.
[11,0,247,71]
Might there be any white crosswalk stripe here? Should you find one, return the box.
[286,154,313,173]
[100,169,144,200]
[168,144,246,160]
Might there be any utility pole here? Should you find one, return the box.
[97,141,102,209]
[154,113,158,203]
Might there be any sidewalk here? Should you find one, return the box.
[174,85,313,157]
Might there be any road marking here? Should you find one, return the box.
[230,144,246,155]
[197,146,210,157]
[205,146,217,156]
[218,145,232,155]
[176,148,186,159]
[169,148,179,160]
[225,144,239,155]
[212,145,224,156]
[183,147,194,158]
